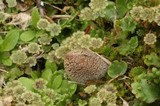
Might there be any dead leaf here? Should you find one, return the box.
[7,13,31,30]
[120,97,129,106]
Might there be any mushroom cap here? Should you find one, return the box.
[64,49,110,84]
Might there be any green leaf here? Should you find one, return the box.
[51,75,63,89]
[41,69,52,81]
[118,36,138,56]
[0,36,3,44]
[103,1,116,21]
[120,16,137,32]
[20,30,36,42]
[45,60,57,72]
[133,100,151,106]
[116,0,133,18]
[18,77,34,91]
[2,58,12,66]
[0,52,10,59]
[129,66,146,79]
[0,29,20,51]
[69,82,77,95]
[29,71,40,80]
[42,45,52,52]
[108,60,128,78]
[78,99,88,106]
[57,80,77,95]
[131,79,160,103]
[31,7,40,28]
[143,52,160,67]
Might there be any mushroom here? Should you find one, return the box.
[64,49,111,84]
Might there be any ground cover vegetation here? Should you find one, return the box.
[1,0,160,106]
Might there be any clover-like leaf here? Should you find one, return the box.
[108,60,127,78]
[20,30,36,42]
[103,1,116,21]
[0,29,20,51]
[129,66,146,79]
[131,79,160,103]
[143,52,160,67]
[118,36,138,56]
[120,16,137,32]
[116,0,132,18]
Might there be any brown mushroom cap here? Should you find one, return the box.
[64,49,110,84]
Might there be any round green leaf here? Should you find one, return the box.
[18,77,34,91]
[108,60,127,78]
[2,58,12,66]
[103,1,116,21]
[20,30,36,42]
[131,79,160,103]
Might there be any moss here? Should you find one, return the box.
[10,50,27,65]
[28,43,41,54]
[37,18,50,30]
[46,23,62,37]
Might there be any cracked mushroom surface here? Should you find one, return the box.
[64,49,110,84]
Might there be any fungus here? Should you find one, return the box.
[64,49,111,84]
